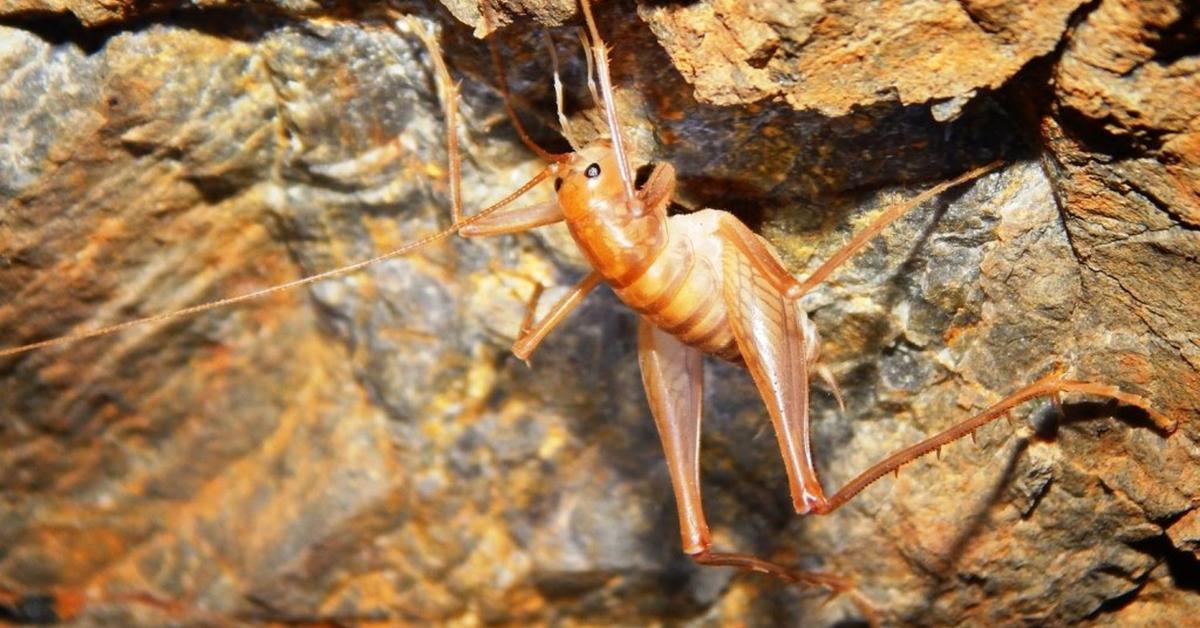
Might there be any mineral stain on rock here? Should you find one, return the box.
[0,0,1197,625]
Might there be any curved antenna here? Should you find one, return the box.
[579,0,641,215]
[0,165,558,359]
[482,2,569,164]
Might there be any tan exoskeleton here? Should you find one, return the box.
[430,1,1175,617]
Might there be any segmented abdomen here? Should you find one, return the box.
[610,213,740,361]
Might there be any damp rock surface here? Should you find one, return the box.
[0,0,1196,625]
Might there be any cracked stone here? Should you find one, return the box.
[0,0,1196,626]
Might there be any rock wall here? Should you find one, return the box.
[0,0,1196,625]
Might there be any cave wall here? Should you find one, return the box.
[0,0,1197,625]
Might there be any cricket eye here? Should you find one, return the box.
[585,163,601,179]
[554,177,563,192]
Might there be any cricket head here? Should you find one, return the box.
[553,140,637,221]
[553,139,667,283]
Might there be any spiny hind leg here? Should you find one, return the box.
[820,368,1173,514]
[717,216,827,514]
[636,319,878,626]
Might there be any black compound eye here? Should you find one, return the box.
[585,163,601,179]
[554,177,563,192]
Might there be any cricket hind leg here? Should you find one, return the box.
[636,319,879,627]
[717,216,828,515]
[819,369,1173,514]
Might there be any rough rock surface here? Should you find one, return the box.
[639,0,1088,117]
[0,0,1196,626]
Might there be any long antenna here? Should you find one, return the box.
[579,0,640,214]
[482,2,568,164]
[0,166,556,359]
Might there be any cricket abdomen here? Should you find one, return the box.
[612,210,740,362]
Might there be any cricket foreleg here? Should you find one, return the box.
[510,271,602,362]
